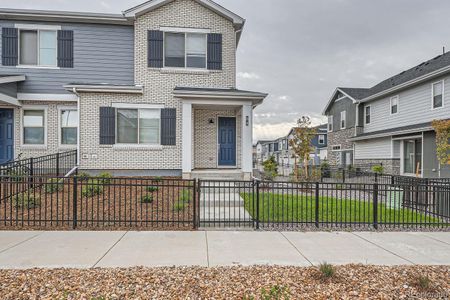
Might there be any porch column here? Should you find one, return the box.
[241,104,253,175]
[182,102,192,177]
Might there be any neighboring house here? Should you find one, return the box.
[323,52,450,178]
[0,0,267,180]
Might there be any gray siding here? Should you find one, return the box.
[0,82,17,97]
[327,97,356,131]
[423,131,450,178]
[354,137,392,160]
[0,20,134,94]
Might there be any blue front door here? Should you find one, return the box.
[218,117,236,166]
[0,109,14,164]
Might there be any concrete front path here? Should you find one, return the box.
[0,231,448,269]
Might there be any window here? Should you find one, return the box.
[164,32,206,69]
[340,111,346,129]
[318,135,325,145]
[23,109,45,145]
[390,96,399,114]
[328,116,333,132]
[365,106,371,124]
[432,81,444,109]
[60,109,78,145]
[117,108,160,144]
[332,145,341,151]
[19,29,57,67]
[403,139,422,175]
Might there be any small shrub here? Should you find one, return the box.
[318,262,335,279]
[173,200,186,211]
[14,193,40,209]
[414,275,432,291]
[7,168,29,181]
[179,189,191,202]
[141,194,154,204]
[153,176,163,182]
[45,178,64,194]
[371,165,384,174]
[262,156,278,181]
[81,180,103,197]
[260,285,290,300]
[146,186,159,192]
[98,172,112,184]
[76,171,91,181]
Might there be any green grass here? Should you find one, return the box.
[241,192,441,224]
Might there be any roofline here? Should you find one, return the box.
[0,74,26,84]
[361,65,450,103]
[0,8,132,25]
[123,0,245,29]
[349,126,433,141]
[173,90,267,106]
[64,84,144,94]
[322,87,358,115]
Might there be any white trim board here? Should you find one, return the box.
[0,93,21,106]
[17,93,78,101]
[0,75,26,84]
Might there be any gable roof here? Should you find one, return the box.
[322,87,369,114]
[124,0,245,29]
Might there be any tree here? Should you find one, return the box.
[289,116,317,181]
[432,119,450,177]
[262,155,278,181]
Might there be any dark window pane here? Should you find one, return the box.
[117,109,138,143]
[61,128,77,145]
[164,33,185,68]
[20,30,38,65]
[433,95,443,108]
[24,127,44,144]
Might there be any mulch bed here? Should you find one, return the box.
[0,177,195,230]
[0,265,448,299]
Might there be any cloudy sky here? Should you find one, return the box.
[2,0,450,141]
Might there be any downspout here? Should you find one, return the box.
[72,87,80,167]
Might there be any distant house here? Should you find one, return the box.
[323,52,450,178]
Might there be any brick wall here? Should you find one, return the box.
[327,128,354,165]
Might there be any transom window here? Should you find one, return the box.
[340,111,346,129]
[391,96,399,114]
[332,145,341,151]
[60,110,78,145]
[432,81,444,109]
[23,109,45,145]
[19,29,57,67]
[164,32,207,69]
[116,108,160,144]
[365,106,371,124]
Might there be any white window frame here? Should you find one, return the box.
[340,111,346,129]
[115,107,162,146]
[431,80,445,109]
[15,24,60,69]
[364,105,371,125]
[58,106,78,149]
[332,144,341,151]
[162,30,208,70]
[318,134,325,145]
[390,95,399,115]
[21,105,48,148]
[328,115,333,132]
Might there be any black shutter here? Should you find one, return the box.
[57,30,74,68]
[99,107,116,145]
[148,30,163,68]
[2,28,18,66]
[161,108,176,146]
[207,33,222,70]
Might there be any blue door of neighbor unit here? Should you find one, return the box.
[218,117,236,166]
[0,109,14,164]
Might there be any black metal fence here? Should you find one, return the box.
[0,175,195,229]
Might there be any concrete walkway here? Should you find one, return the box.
[0,231,448,269]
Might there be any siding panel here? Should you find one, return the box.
[354,137,392,159]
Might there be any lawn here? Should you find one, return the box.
[241,192,442,225]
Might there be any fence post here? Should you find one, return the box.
[315,182,319,228]
[391,174,395,185]
[255,180,260,230]
[72,175,78,229]
[374,172,378,183]
[342,169,346,183]
[373,183,378,230]
[56,152,60,176]
[193,178,197,229]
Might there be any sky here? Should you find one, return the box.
[2,0,450,141]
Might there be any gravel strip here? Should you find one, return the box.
[0,265,448,299]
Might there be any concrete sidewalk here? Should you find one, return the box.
[0,231,448,269]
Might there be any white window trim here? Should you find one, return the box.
[115,106,162,146]
[328,115,333,132]
[21,105,48,148]
[390,95,399,115]
[340,111,346,129]
[162,31,208,70]
[431,80,445,110]
[160,26,211,34]
[58,106,78,149]
[364,105,371,125]
[318,135,325,145]
[17,27,58,69]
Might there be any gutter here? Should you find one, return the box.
[65,85,144,94]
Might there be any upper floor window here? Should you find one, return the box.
[19,29,57,67]
[340,111,346,129]
[390,96,399,114]
[23,109,46,145]
[328,116,333,132]
[60,109,78,146]
[117,108,161,145]
[318,135,325,145]
[432,81,444,109]
[365,106,371,124]
[164,32,206,69]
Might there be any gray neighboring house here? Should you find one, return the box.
[0,0,268,180]
[323,52,450,178]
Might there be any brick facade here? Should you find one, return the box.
[354,159,401,175]
[326,128,354,165]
